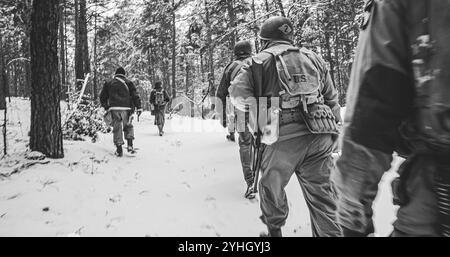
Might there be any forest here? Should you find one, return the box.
[0,0,408,239]
[0,0,364,158]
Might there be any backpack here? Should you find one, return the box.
[263,45,339,136]
[403,0,450,153]
[155,90,165,106]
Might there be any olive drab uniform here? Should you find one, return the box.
[217,58,255,185]
[332,0,450,237]
[230,38,342,237]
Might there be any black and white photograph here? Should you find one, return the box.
[0,0,449,243]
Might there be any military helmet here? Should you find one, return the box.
[259,16,294,41]
[234,40,252,56]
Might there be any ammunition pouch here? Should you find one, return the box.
[280,108,302,126]
[300,103,339,135]
[434,157,450,237]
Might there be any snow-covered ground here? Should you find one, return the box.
[0,100,401,237]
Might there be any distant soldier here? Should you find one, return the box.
[230,16,342,237]
[217,42,253,143]
[216,40,255,199]
[150,81,170,136]
[100,67,142,157]
[333,0,450,237]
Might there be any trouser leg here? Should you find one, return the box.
[111,111,125,146]
[259,139,304,230]
[121,111,134,141]
[295,134,342,237]
[239,131,254,185]
[332,135,392,235]
[392,155,439,237]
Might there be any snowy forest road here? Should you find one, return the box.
[0,111,401,237]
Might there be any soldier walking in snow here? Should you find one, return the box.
[230,16,342,237]
[150,81,170,136]
[100,67,143,157]
[216,40,256,199]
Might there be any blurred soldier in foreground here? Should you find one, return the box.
[216,40,256,199]
[230,16,342,237]
[333,0,450,237]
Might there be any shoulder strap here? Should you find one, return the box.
[115,77,130,92]
[263,44,299,57]
[230,60,244,81]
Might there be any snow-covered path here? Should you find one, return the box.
[0,112,400,237]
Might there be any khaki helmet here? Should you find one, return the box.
[259,16,294,42]
[234,40,252,56]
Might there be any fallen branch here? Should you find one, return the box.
[0,159,50,180]
[63,73,91,125]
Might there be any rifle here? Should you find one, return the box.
[251,131,265,194]
[250,55,265,194]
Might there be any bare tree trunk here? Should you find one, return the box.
[23,0,32,98]
[204,0,215,96]
[30,0,64,158]
[0,33,6,109]
[59,1,66,100]
[74,0,83,89]
[80,0,90,74]
[0,33,7,155]
[79,0,90,95]
[171,0,177,99]
[264,0,270,12]
[324,31,336,87]
[200,52,205,82]
[275,0,286,16]
[93,11,98,100]
[147,48,155,83]
[226,0,236,61]
[251,0,260,53]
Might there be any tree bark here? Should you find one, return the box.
[30,0,64,159]
[79,0,90,95]
[93,11,98,100]
[264,0,270,12]
[204,0,215,96]
[79,0,90,74]
[171,0,177,99]
[0,33,6,110]
[251,0,260,53]
[226,0,236,61]
[59,1,67,100]
[22,0,32,98]
[274,0,286,17]
[74,0,83,89]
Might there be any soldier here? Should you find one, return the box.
[229,16,342,237]
[333,0,450,237]
[100,67,142,157]
[216,40,255,199]
[150,81,170,136]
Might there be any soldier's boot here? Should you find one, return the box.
[227,132,236,142]
[342,223,374,237]
[260,227,282,237]
[244,181,256,200]
[127,139,136,154]
[115,145,123,157]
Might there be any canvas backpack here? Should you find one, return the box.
[155,90,165,106]
[263,44,339,136]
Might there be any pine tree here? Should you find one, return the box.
[30,0,64,158]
